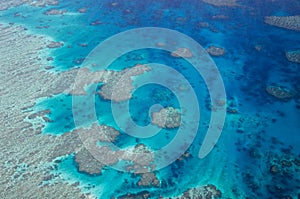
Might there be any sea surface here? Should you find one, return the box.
[1,0,300,198]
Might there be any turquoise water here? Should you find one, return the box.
[2,0,300,198]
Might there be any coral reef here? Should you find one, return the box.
[0,23,94,199]
[170,48,193,58]
[202,0,239,7]
[98,64,151,102]
[72,64,151,102]
[44,9,66,15]
[28,109,51,119]
[47,41,64,48]
[90,20,102,26]
[266,85,294,100]
[1,1,299,199]
[77,123,120,142]
[211,15,229,20]
[266,153,300,198]
[264,15,300,31]
[225,98,239,114]
[0,0,59,11]
[151,107,181,128]
[82,143,156,174]
[254,44,263,52]
[165,184,222,199]
[50,123,121,175]
[117,191,151,199]
[78,7,87,13]
[30,0,59,7]
[286,50,300,64]
[75,148,104,175]
[123,144,155,173]
[137,172,160,187]
[66,127,156,174]
[206,45,226,56]
[45,121,155,174]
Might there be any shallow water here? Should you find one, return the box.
[1,0,300,198]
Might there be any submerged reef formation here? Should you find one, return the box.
[78,7,87,13]
[151,107,181,128]
[0,0,59,11]
[202,0,239,7]
[57,123,156,174]
[0,23,95,198]
[137,172,160,187]
[48,123,120,164]
[71,64,151,102]
[75,148,104,175]
[44,9,66,15]
[206,45,226,56]
[170,47,193,58]
[78,123,120,142]
[165,184,222,199]
[264,15,300,31]
[117,191,151,199]
[231,111,300,198]
[115,184,221,199]
[2,1,299,199]
[266,85,294,100]
[49,123,121,174]
[266,153,300,198]
[211,15,229,20]
[286,50,300,64]
[47,41,64,48]
[71,124,120,175]
[99,65,151,102]
[123,144,155,173]
[76,143,155,174]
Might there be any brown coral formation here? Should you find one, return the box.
[266,86,294,100]
[0,0,59,11]
[117,191,151,199]
[123,144,155,173]
[73,126,155,173]
[171,47,193,58]
[202,0,239,7]
[92,146,124,165]
[137,172,160,187]
[75,148,104,175]
[165,184,222,199]
[0,23,96,199]
[285,50,300,64]
[264,15,300,31]
[265,152,300,198]
[48,123,121,165]
[254,45,263,52]
[78,7,87,13]
[99,64,151,102]
[270,165,279,174]
[212,15,229,20]
[151,107,181,128]
[72,64,151,102]
[44,9,67,15]
[30,0,59,7]
[206,45,226,56]
[47,41,64,48]
[76,123,120,143]
[90,143,155,174]
[90,20,102,26]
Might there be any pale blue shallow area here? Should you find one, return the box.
[2,0,300,198]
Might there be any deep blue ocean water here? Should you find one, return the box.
[2,0,300,198]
